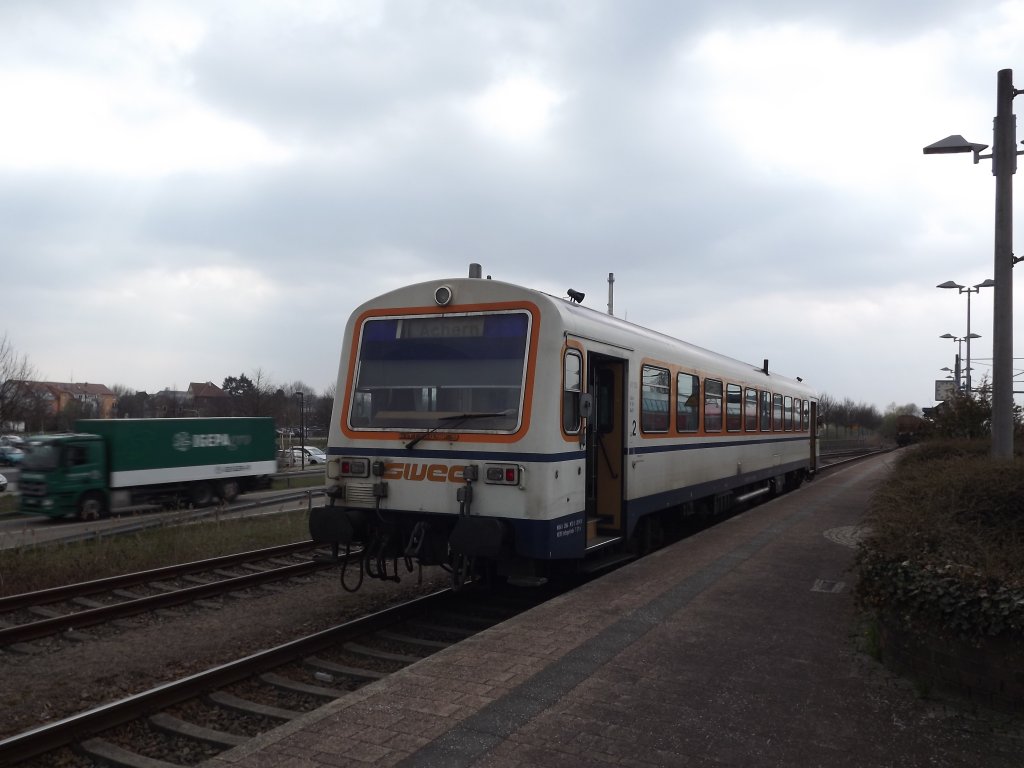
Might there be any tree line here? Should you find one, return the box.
[110,372,337,434]
[2,331,928,440]
[0,332,335,435]
[816,393,883,438]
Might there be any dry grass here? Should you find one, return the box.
[864,440,1024,586]
[0,510,310,597]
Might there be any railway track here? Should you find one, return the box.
[818,446,892,470]
[0,584,553,767]
[0,541,340,647]
[0,448,879,651]
[0,447,890,766]
[0,487,327,552]
[0,450,878,651]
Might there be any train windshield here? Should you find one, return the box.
[350,311,530,432]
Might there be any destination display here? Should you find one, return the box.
[399,317,486,339]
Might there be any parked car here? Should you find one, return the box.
[0,472,7,492]
[289,446,328,466]
[0,445,24,466]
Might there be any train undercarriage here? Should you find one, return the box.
[309,467,810,592]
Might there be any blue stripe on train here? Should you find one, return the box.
[328,435,811,464]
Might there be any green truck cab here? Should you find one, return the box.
[20,418,278,520]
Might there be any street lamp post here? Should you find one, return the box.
[940,336,964,391]
[937,279,994,394]
[295,391,305,470]
[939,332,982,393]
[924,68,1022,459]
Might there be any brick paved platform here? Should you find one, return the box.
[204,454,1022,767]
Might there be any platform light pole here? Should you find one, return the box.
[939,336,965,392]
[295,391,305,470]
[939,332,982,393]
[937,279,994,395]
[924,68,1022,459]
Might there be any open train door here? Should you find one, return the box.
[585,354,626,547]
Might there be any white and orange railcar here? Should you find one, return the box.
[310,269,818,588]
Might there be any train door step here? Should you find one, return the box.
[585,534,622,551]
[581,546,635,575]
[586,515,615,539]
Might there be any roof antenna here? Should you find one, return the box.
[762,359,769,375]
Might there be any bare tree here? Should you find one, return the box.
[275,380,306,433]
[0,333,36,430]
[816,392,836,437]
[249,368,280,418]
[315,383,337,431]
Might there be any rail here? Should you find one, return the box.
[0,588,458,766]
[5,487,327,550]
[0,541,346,646]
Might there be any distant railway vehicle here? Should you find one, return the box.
[895,414,928,446]
[310,268,818,588]
[20,418,277,520]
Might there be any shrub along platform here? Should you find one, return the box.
[856,440,1024,715]
[878,611,1024,713]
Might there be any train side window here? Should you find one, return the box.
[562,350,583,434]
[704,379,723,432]
[802,400,810,431]
[772,393,783,431]
[726,384,742,432]
[641,364,670,433]
[784,396,793,430]
[676,372,699,432]
[744,388,758,431]
[760,391,772,431]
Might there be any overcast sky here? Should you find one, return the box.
[3,1,1023,413]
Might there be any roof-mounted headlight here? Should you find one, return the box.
[434,285,453,306]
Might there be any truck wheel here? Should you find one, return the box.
[219,479,240,503]
[190,482,214,508]
[78,492,106,521]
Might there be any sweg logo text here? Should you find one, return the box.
[383,463,468,483]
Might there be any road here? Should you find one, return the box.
[0,466,19,494]
[0,484,323,550]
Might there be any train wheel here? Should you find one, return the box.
[785,471,805,492]
[77,492,105,521]
[631,516,665,556]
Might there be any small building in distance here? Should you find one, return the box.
[21,381,117,420]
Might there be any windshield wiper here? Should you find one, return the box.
[404,411,513,450]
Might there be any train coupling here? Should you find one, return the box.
[309,505,367,547]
